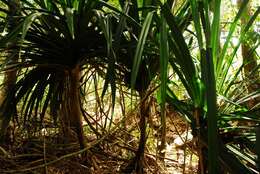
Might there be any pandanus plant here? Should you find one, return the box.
[119,0,259,173]
[115,0,193,172]
[0,0,187,173]
[0,0,120,149]
[155,0,259,173]
[0,1,164,173]
[0,0,259,173]
[0,0,159,164]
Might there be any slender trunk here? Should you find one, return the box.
[0,1,20,97]
[0,0,20,145]
[70,65,85,149]
[135,90,149,174]
[194,108,206,174]
[122,89,150,174]
[158,107,166,162]
[60,65,85,149]
[0,69,17,144]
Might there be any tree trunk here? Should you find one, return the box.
[158,106,166,162]
[194,108,206,174]
[0,0,20,145]
[60,65,85,149]
[135,90,149,173]
[121,89,150,174]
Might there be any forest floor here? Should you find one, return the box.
[0,112,198,174]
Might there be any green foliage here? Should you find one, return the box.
[0,0,259,173]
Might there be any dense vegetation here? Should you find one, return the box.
[0,0,259,173]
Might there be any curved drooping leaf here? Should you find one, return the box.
[130,11,154,90]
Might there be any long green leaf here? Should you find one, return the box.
[205,48,218,174]
[218,7,260,93]
[210,0,221,68]
[160,17,169,107]
[217,0,249,77]
[161,3,202,106]
[190,0,203,49]
[22,12,42,40]
[65,7,75,39]
[130,11,154,89]
[159,16,169,156]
